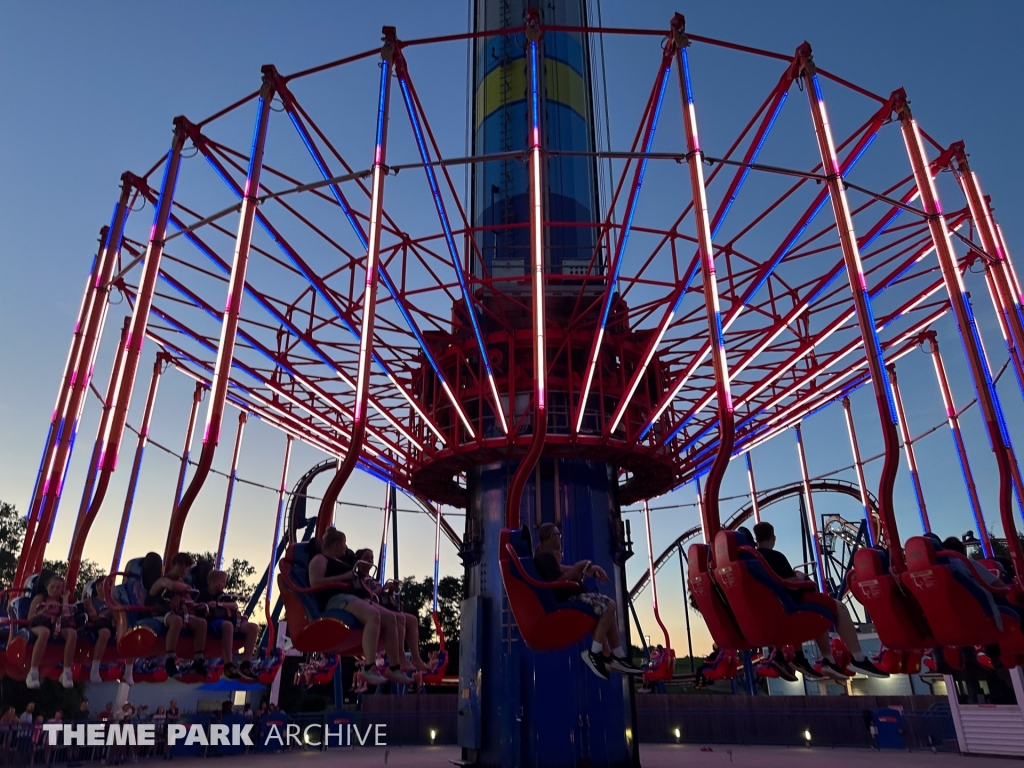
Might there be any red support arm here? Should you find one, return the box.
[165,72,276,561]
[317,30,396,537]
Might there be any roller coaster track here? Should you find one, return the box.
[628,479,879,599]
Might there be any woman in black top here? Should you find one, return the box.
[307,528,413,687]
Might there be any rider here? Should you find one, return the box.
[351,548,431,674]
[752,522,888,680]
[307,528,413,687]
[201,570,260,680]
[533,523,642,680]
[147,552,208,679]
[25,573,76,689]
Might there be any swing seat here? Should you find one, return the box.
[713,530,836,647]
[642,648,676,684]
[108,558,233,662]
[849,547,934,651]
[498,529,598,653]
[422,649,448,685]
[686,543,750,650]
[902,536,1024,657]
[5,593,73,680]
[255,647,285,685]
[703,650,739,680]
[277,540,366,655]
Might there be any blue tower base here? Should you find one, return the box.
[458,458,639,768]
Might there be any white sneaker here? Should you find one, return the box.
[26,668,41,689]
[61,668,74,689]
[91,664,103,684]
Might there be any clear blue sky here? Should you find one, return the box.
[2,1,1023,653]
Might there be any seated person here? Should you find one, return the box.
[532,523,642,680]
[26,574,76,689]
[147,552,208,678]
[941,535,1010,667]
[81,579,129,684]
[352,548,430,673]
[200,570,260,680]
[307,528,413,687]
[752,522,887,680]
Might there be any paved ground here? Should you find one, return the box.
[165,744,1024,767]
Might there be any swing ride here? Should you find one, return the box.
[7,2,1024,767]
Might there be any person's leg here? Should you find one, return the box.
[342,599,384,677]
[402,614,430,669]
[187,616,207,652]
[834,602,863,657]
[93,627,110,666]
[29,626,49,669]
[219,622,235,667]
[372,605,409,680]
[164,614,183,653]
[61,628,76,669]
[391,613,416,671]
[241,621,258,660]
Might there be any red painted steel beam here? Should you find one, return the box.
[888,363,930,532]
[216,410,248,569]
[165,72,276,561]
[110,353,167,574]
[897,96,1024,578]
[800,51,905,571]
[505,11,546,529]
[317,31,396,537]
[841,396,876,545]
[674,17,735,544]
[923,332,992,558]
[20,183,133,585]
[61,123,186,590]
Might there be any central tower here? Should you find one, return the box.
[458,3,639,767]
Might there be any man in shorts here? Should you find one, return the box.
[147,552,208,678]
[532,523,642,680]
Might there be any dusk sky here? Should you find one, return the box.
[2,0,1023,655]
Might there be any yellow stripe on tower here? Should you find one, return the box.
[475,59,588,130]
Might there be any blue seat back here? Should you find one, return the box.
[735,548,834,622]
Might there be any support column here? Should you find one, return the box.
[316,31,396,536]
[173,383,205,510]
[745,453,761,524]
[216,410,247,568]
[887,364,930,533]
[841,397,876,545]
[794,424,826,588]
[674,16,735,543]
[800,48,905,570]
[111,353,166,574]
[21,182,133,584]
[166,71,276,560]
[898,96,1024,575]
[460,8,634,767]
[63,126,187,590]
[924,332,992,557]
[262,435,291,646]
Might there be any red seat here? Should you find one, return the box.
[848,547,934,651]
[704,650,739,681]
[902,536,1024,659]
[277,542,367,655]
[498,529,598,653]
[712,530,835,647]
[686,543,750,650]
[642,648,676,684]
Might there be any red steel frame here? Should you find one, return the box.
[216,410,248,569]
[19,17,1024,591]
[887,363,930,533]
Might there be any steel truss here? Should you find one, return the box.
[20,19,1024,587]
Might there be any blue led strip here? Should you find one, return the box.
[397,72,504,427]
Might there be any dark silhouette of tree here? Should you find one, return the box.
[0,501,27,587]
